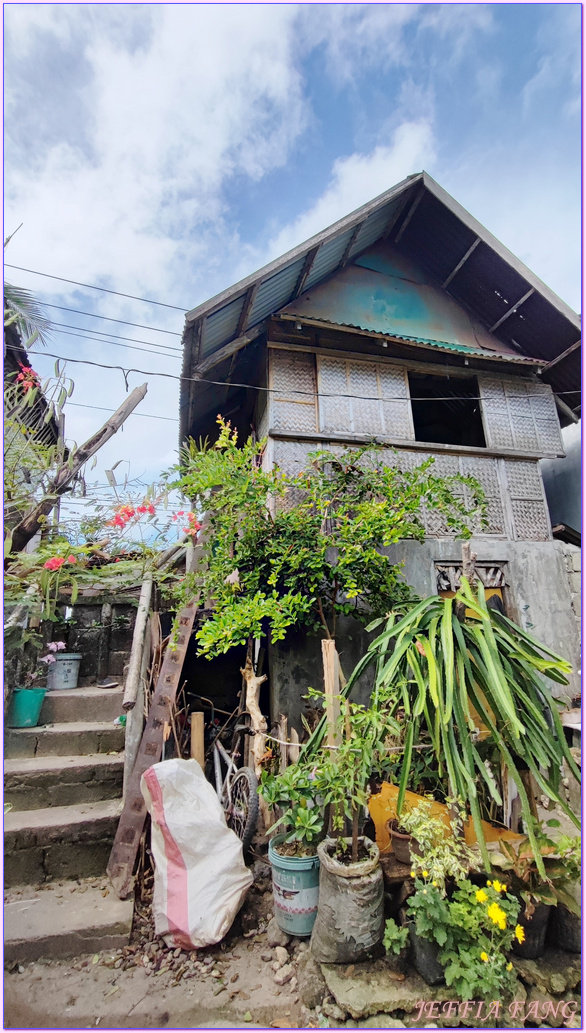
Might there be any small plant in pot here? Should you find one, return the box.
[405,873,522,1000]
[6,642,65,728]
[308,696,398,964]
[260,763,324,938]
[492,823,581,960]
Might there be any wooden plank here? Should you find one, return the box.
[322,640,340,749]
[339,223,363,268]
[489,288,535,334]
[542,338,581,372]
[107,597,200,899]
[441,237,480,289]
[190,712,205,769]
[236,284,259,336]
[394,187,424,243]
[292,246,320,300]
[194,322,265,376]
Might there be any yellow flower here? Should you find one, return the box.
[486,880,492,886]
[480,951,489,962]
[514,924,525,944]
[492,879,504,893]
[410,871,416,878]
[502,884,507,892]
[506,962,513,971]
[487,902,507,930]
[432,881,438,887]
[475,889,488,903]
[422,870,429,877]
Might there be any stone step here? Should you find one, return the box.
[40,686,124,725]
[4,880,133,963]
[4,721,125,760]
[4,753,124,811]
[4,799,122,887]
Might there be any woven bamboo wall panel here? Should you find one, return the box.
[317,356,414,440]
[480,377,562,455]
[510,499,550,541]
[271,350,318,434]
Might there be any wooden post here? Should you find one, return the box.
[10,383,148,554]
[240,654,268,778]
[278,714,289,773]
[190,712,205,769]
[322,639,340,748]
[288,727,300,764]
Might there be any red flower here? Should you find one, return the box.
[44,557,66,571]
[137,505,147,513]
[177,510,185,516]
[66,555,77,564]
[146,503,155,515]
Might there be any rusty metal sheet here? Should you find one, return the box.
[107,598,200,899]
[280,242,528,360]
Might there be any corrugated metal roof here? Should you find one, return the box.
[180,171,580,443]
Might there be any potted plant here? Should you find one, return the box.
[260,763,324,938]
[6,642,65,728]
[405,872,522,999]
[492,824,581,959]
[307,696,398,964]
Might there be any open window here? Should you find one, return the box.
[408,372,486,448]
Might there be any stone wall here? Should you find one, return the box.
[561,542,581,640]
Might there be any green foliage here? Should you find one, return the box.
[260,762,324,852]
[342,578,579,874]
[383,918,409,955]
[407,876,521,1001]
[492,824,581,918]
[166,418,485,658]
[396,799,479,891]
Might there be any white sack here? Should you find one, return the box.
[141,758,253,949]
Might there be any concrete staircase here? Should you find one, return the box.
[4,682,135,962]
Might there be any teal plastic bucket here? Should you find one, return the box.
[268,833,320,937]
[47,653,82,690]
[7,687,47,728]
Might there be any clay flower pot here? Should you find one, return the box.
[386,818,420,865]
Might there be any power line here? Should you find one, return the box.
[40,301,181,336]
[67,401,177,423]
[5,263,188,311]
[8,344,580,404]
[49,327,182,361]
[51,320,182,352]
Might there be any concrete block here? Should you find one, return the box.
[569,572,581,594]
[4,754,124,811]
[4,800,121,887]
[4,881,133,962]
[40,687,123,724]
[571,551,581,573]
[4,722,124,759]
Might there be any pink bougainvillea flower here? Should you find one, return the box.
[177,510,185,516]
[39,654,56,664]
[66,555,77,564]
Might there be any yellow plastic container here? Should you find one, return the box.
[368,782,524,855]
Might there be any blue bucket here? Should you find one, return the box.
[268,833,320,937]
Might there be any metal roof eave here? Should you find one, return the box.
[183,173,422,326]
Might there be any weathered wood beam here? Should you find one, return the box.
[381,191,414,240]
[194,322,265,376]
[553,393,580,424]
[292,245,320,299]
[9,383,148,554]
[236,283,259,336]
[542,338,581,373]
[441,237,480,288]
[489,288,535,334]
[394,186,425,243]
[339,223,363,268]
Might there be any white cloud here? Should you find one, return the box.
[262,120,436,262]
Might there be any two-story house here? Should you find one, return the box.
[179,172,581,728]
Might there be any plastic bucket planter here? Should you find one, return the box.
[7,687,47,728]
[46,653,82,690]
[268,833,320,937]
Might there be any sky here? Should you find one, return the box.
[3,2,582,528]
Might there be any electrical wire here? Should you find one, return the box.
[5,263,188,311]
[50,320,182,352]
[40,302,181,336]
[45,328,182,361]
[7,343,579,403]
[66,401,177,422]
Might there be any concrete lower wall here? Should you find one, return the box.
[269,537,580,729]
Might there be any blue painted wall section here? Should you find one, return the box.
[280,242,523,358]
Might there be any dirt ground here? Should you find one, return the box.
[4,860,309,1030]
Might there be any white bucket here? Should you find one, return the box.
[46,653,82,690]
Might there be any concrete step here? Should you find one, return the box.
[40,686,124,725]
[4,880,133,962]
[4,753,124,811]
[4,721,125,760]
[4,799,122,887]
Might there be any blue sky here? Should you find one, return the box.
[4,3,581,520]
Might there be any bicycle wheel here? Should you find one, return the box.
[226,767,259,852]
